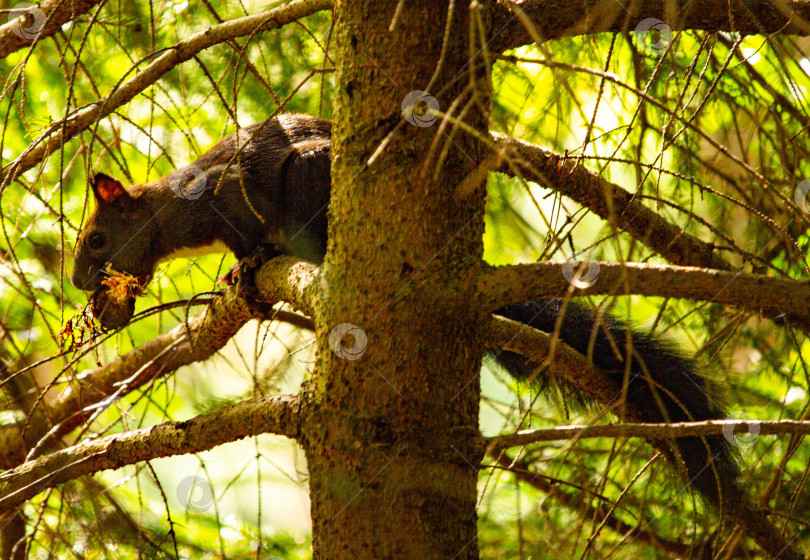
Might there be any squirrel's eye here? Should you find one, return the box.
[87,232,106,250]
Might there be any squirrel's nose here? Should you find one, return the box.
[71,264,100,291]
[70,267,83,290]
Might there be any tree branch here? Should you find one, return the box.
[476,261,810,325]
[487,315,807,560]
[487,419,810,452]
[0,256,318,470]
[0,0,102,60]
[489,0,810,53]
[489,453,714,560]
[0,0,332,189]
[0,394,301,514]
[490,132,731,271]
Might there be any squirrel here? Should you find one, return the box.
[71,113,801,559]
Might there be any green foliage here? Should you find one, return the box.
[1,3,808,558]
[481,29,810,558]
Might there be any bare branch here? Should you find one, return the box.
[0,0,332,189]
[490,0,810,53]
[0,0,101,60]
[487,314,807,560]
[0,256,318,470]
[490,132,730,271]
[476,261,810,324]
[488,419,810,452]
[489,454,715,560]
[0,394,301,514]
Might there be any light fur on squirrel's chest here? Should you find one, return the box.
[163,240,230,261]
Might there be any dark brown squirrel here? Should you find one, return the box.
[72,114,331,295]
[71,113,801,559]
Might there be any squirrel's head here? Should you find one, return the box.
[71,173,156,292]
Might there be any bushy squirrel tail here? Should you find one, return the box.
[491,299,805,560]
[492,299,737,504]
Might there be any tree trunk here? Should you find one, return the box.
[302,2,492,558]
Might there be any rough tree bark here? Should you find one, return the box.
[300,1,492,558]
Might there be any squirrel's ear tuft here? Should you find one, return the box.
[91,173,129,205]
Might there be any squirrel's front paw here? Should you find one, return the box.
[221,243,284,316]
[217,243,283,286]
[217,261,242,286]
[218,263,241,286]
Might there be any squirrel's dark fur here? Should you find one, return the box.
[72,115,332,292]
[72,113,801,559]
[494,300,737,506]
